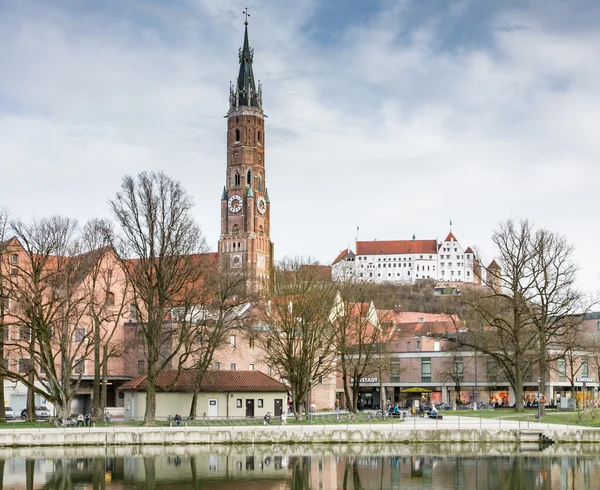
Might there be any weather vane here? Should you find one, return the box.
[242,7,250,25]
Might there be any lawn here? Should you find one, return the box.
[442,408,600,427]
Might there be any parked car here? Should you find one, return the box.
[35,406,50,418]
[21,406,51,419]
[5,407,15,420]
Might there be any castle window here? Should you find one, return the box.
[247,170,252,186]
[257,130,262,143]
[234,172,241,187]
[235,129,240,142]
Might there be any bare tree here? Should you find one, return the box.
[453,220,539,411]
[81,219,130,418]
[187,264,248,419]
[0,207,10,423]
[257,257,338,419]
[529,228,587,415]
[1,216,95,417]
[331,282,389,412]
[110,171,209,424]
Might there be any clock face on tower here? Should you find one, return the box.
[256,196,267,214]
[228,195,243,213]
[231,254,242,268]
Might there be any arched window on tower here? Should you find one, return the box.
[232,224,239,235]
[247,170,252,186]
[257,130,262,144]
[257,172,264,191]
[235,129,240,142]
[234,173,241,187]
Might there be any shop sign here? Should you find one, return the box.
[576,377,595,383]
[351,377,378,384]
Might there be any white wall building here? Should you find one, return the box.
[332,232,478,285]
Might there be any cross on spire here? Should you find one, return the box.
[242,7,250,25]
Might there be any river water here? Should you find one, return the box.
[1,443,599,489]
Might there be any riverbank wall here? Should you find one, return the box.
[1,425,600,447]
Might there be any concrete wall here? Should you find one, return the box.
[1,425,599,447]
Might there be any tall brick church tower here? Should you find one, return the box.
[218,20,274,296]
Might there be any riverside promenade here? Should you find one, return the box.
[0,416,598,447]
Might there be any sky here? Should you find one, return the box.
[0,0,599,293]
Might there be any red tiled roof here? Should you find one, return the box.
[444,232,457,242]
[465,247,473,253]
[488,260,500,269]
[332,248,354,265]
[119,369,286,393]
[356,240,437,256]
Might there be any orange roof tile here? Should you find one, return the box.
[444,232,457,242]
[356,240,437,256]
[465,247,473,253]
[119,369,286,393]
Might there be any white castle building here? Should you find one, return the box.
[332,232,479,285]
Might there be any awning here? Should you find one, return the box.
[401,387,432,393]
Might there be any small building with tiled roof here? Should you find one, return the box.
[331,231,477,285]
[120,370,287,421]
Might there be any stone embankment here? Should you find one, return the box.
[1,423,600,447]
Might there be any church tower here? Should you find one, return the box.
[218,19,273,295]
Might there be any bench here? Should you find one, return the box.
[428,413,443,420]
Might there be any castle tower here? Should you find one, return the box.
[218,21,273,296]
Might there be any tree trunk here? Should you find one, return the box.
[144,362,157,425]
[539,341,547,416]
[513,369,524,412]
[92,318,102,418]
[342,377,353,412]
[101,346,109,416]
[189,391,198,419]
[26,332,36,421]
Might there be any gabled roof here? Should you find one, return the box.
[464,247,473,253]
[444,232,457,242]
[488,259,500,269]
[120,369,286,393]
[332,248,355,265]
[356,240,437,256]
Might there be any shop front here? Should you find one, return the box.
[356,378,380,410]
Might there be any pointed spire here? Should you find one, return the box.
[231,23,261,109]
[221,186,228,200]
[265,189,270,203]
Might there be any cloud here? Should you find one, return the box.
[0,0,598,292]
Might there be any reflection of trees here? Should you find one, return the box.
[143,457,156,490]
[341,457,363,490]
[289,456,311,490]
